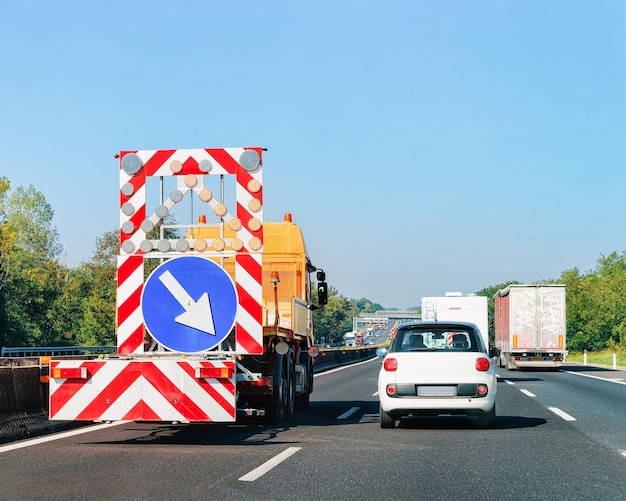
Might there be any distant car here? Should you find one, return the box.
[377,321,497,429]
[368,340,375,345]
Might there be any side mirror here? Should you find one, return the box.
[317,281,328,306]
[376,347,388,358]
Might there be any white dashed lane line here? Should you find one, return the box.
[501,378,577,422]
[239,447,302,482]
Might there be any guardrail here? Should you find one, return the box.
[1,346,117,357]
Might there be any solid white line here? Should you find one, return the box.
[520,389,536,397]
[0,421,125,454]
[337,407,360,420]
[239,447,301,482]
[549,407,577,421]
[563,370,626,386]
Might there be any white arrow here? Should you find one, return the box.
[158,270,216,335]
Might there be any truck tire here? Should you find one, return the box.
[285,361,295,420]
[380,405,396,429]
[296,359,313,409]
[267,359,285,424]
[476,404,496,429]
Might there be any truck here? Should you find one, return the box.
[493,284,567,370]
[344,332,356,347]
[49,147,327,424]
[420,292,489,349]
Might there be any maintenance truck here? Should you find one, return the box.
[420,292,489,349]
[494,284,567,370]
[49,147,327,424]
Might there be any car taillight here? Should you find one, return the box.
[477,384,488,396]
[386,384,397,396]
[475,357,491,372]
[383,357,398,372]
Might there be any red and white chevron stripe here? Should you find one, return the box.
[117,147,264,355]
[49,359,236,422]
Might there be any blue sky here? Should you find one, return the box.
[1,1,625,309]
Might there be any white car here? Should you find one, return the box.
[377,321,497,429]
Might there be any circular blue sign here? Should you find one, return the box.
[141,256,238,353]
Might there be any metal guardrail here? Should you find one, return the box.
[1,346,117,357]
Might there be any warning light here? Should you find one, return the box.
[195,366,233,379]
[271,271,280,283]
[198,214,207,224]
[51,367,88,379]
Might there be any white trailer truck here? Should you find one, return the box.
[420,292,489,349]
[494,284,567,370]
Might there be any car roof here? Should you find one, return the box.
[395,320,480,330]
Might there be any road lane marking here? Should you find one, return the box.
[562,370,626,386]
[0,421,125,454]
[520,389,536,397]
[372,391,379,397]
[337,407,360,420]
[239,447,301,481]
[548,407,577,421]
[504,379,515,385]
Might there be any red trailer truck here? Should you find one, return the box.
[494,284,567,370]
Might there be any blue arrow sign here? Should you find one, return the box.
[141,256,238,353]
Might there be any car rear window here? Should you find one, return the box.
[393,327,482,353]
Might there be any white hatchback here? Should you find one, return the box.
[377,321,497,429]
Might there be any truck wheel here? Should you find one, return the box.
[296,361,312,409]
[476,404,496,429]
[285,364,295,420]
[380,405,396,429]
[267,363,285,424]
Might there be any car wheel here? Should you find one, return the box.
[476,404,496,429]
[380,405,396,429]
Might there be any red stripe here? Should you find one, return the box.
[118,325,144,354]
[141,363,210,421]
[122,400,161,421]
[117,285,142,327]
[117,255,143,283]
[236,322,263,354]
[76,362,143,420]
[119,174,146,204]
[237,253,262,283]
[178,362,236,419]
[143,150,176,176]
[49,361,106,418]
[237,282,262,322]
[207,148,238,174]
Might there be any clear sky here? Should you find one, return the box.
[1,1,625,309]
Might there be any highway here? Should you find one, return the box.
[2,359,626,500]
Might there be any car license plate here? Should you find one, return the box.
[417,386,457,397]
[531,357,543,361]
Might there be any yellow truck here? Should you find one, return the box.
[49,147,327,424]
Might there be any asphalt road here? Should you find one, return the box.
[2,359,626,501]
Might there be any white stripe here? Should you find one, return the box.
[337,407,360,419]
[314,357,378,376]
[563,370,626,386]
[239,447,301,482]
[0,421,125,454]
[504,379,515,385]
[548,407,577,421]
[519,389,536,397]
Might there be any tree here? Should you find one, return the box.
[312,286,357,344]
[0,182,64,347]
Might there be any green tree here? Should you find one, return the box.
[0,182,64,347]
[312,286,357,344]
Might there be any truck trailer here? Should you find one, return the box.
[494,284,567,370]
[49,147,327,424]
[420,292,489,349]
